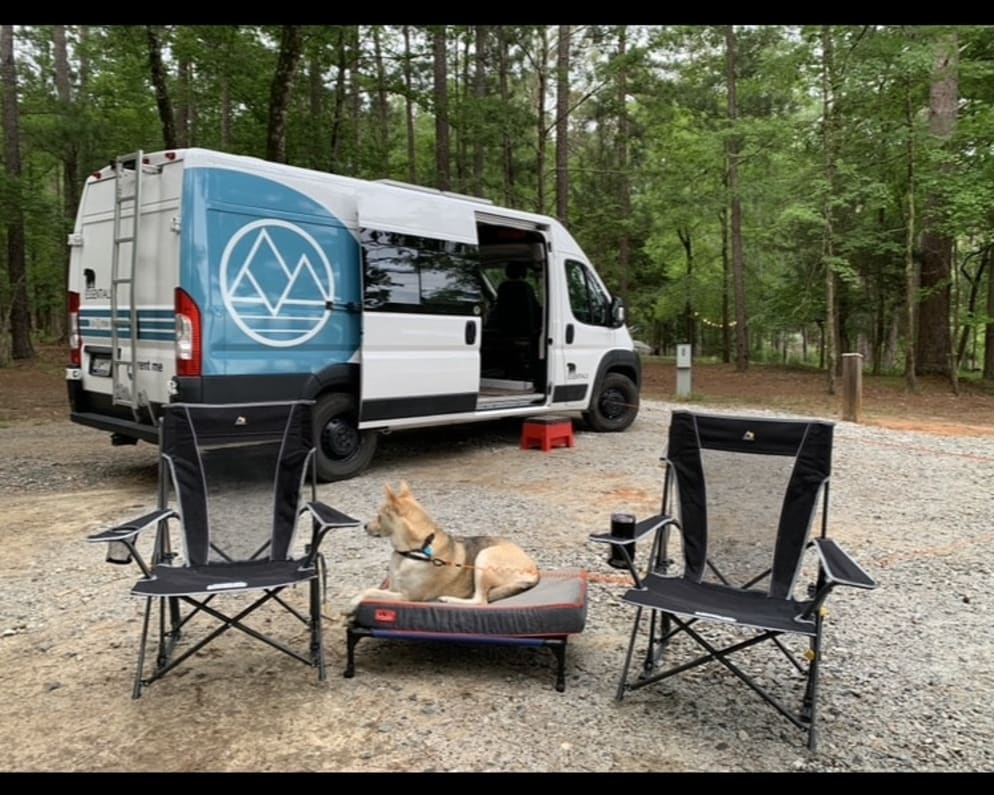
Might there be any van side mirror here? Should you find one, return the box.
[610,296,625,328]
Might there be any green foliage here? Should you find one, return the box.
[3,24,994,376]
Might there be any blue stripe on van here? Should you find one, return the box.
[79,308,175,342]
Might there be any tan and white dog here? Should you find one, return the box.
[345,481,539,615]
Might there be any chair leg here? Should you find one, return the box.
[802,617,824,752]
[640,611,673,675]
[548,640,567,693]
[150,595,185,678]
[310,568,327,682]
[344,625,366,679]
[132,597,154,700]
[616,606,644,701]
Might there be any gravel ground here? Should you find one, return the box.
[1,399,992,772]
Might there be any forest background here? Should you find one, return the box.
[2,24,993,399]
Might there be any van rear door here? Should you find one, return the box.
[357,185,483,423]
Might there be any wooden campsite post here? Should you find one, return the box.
[841,352,863,422]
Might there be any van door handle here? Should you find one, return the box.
[565,323,575,344]
[465,320,477,345]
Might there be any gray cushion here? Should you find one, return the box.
[351,569,587,636]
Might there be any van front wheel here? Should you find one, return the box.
[583,372,639,432]
[314,393,377,482]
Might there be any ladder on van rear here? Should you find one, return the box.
[109,150,153,419]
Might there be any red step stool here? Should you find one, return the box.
[521,415,575,452]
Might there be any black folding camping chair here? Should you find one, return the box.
[87,401,359,698]
[590,410,877,750]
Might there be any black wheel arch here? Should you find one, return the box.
[301,362,360,402]
[587,349,641,409]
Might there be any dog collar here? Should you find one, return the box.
[397,533,436,563]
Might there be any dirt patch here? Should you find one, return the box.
[639,356,994,437]
[4,343,994,435]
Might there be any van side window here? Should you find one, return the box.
[566,259,610,326]
[361,228,482,315]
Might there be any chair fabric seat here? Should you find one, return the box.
[133,558,317,597]
[624,574,817,636]
[351,569,587,637]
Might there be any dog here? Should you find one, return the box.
[345,480,540,615]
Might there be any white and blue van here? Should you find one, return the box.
[66,148,641,481]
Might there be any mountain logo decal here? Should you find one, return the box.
[220,219,335,348]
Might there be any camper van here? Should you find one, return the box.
[66,148,641,481]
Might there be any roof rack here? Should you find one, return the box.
[374,178,495,206]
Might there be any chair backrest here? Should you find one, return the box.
[159,401,315,566]
[495,264,540,337]
[665,410,834,599]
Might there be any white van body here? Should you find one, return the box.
[66,148,641,480]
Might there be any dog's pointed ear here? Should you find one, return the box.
[398,480,411,497]
[384,482,397,502]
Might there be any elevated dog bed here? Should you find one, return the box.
[345,569,588,692]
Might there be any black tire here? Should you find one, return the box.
[313,393,377,482]
[583,372,639,432]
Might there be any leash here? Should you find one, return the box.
[389,545,633,585]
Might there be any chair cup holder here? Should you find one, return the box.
[607,513,635,569]
[106,540,133,565]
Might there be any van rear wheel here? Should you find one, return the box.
[583,372,639,432]
[314,393,377,482]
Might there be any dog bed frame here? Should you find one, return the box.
[344,569,588,692]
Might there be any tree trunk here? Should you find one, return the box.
[904,78,920,393]
[307,52,324,170]
[725,25,748,372]
[53,26,79,230]
[175,54,192,148]
[955,249,988,370]
[372,26,390,171]
[146,26,177,149]
[77,25,90,166]
[677,227,695,346]
[616,27,631,307]
[821,26,838,395]
[884,305,900,371]
[555,25,570,223]
[916,32,957,380]
[985,247,994,380]
[221,72,232,150]
[433,27,450,191]
[329,27,348,172]
[53,25,78,342]
[498,27,515,205]
[402,26,417,182]
[473,26,488,196]
[535,27,548,214]
[454,34,470,190]
[719,206,731,363]
[266,25,303,164]
[348,27,361,174]
[1,26,32,361]
[873,283,885,376]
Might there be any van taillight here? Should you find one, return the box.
[175,288,202,376]
[68,291,81,366]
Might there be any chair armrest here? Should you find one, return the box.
[589,514,676,547]
[300,502,360,567]
[302,501,361,530]
[590,515,678,588]
[812,538,877,590]
[86,509,177,543]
